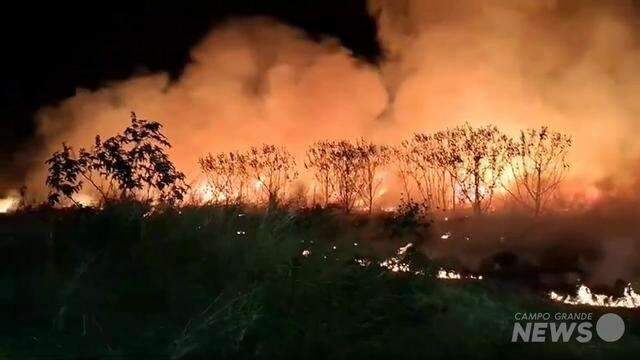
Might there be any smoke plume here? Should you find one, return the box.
[10,1,640,201]
[370,0,640,188]
[22,17,388,196]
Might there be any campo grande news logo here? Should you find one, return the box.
[511,312,626,343]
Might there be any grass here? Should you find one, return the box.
[1,203,639,359]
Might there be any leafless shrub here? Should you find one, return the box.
[305,141,334,207]
[433,123,512,215]
[199,151,248,205]
[245,144,298,207]
[355,139,391,214]
[506,127,572,215]
[396,135,456,211]
[323,141,362,213]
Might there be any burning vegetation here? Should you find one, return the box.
[9,112,638,310]
[28,113,575,219]
[550,284,640,309]
[44,113,188,207]
[3,1,640,358]
[2,105,637,317]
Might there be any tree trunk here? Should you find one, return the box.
[473,161,482,215]
[534,167,542,216]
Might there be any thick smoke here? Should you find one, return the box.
[22,17,388,196]
[5,2,640,286]
[11,1,640,201]
[366,0,640,287]
[370,0,640,189]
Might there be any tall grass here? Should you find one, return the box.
[1,203,639,359]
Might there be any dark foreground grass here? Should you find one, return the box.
[0,204,639,359]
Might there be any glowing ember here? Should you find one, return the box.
[356,258,372,267]
[397,242,413,255]
[549,284,640,308]
[436,269,461,279]
[378,243,414,273]
[440,232,452,240]
[436,268,483,280]
[379,257,411,273]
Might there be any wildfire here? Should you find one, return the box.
[436,268,483,280]
[436,269,461,279]
[374,243,486,280]
[196,183,216,203]
[379,257,411,273]
[378,242,416,273]
[74,193,97,207]
[0,196,19,213]
[356,258,372,267]
[549,284,640,308]
[397,242,413,255]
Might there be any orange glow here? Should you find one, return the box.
[6,2,640,211]
[0,196,19,213]
[550,284,640,308]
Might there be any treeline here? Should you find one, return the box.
[45,114,572,216]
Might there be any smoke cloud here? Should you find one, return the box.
[370,0,640,187]
[22,17,388,196]
[10,1,640,201]
[4,2,640,286]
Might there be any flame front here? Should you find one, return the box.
[549,284,640,308]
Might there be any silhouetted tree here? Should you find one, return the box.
[397,135,455,211]
[245,144,298,207]
[45,143,85,206]
[305,141,335,207]
[392,146,414,200]
[434,123,512,215]
[355,139,391,214]
[46,112,187,206]
[326,141,362,213]
[506,127,572,216]
[199,151,248,205]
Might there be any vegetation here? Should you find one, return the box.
[45,115,572,216]
[506,127,572,216]
[14,115,633,358]
[199,151,249,206]
[200,145,298,208]
[305,139,390,214]
[45,112,188,206]
[245,145,298,208]
[206,124,572,216]
[1,203,639,359]
[396,134,456,211]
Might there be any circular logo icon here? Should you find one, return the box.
[596,313,625,342]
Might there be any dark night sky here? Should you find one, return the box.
[0,1,380,188]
